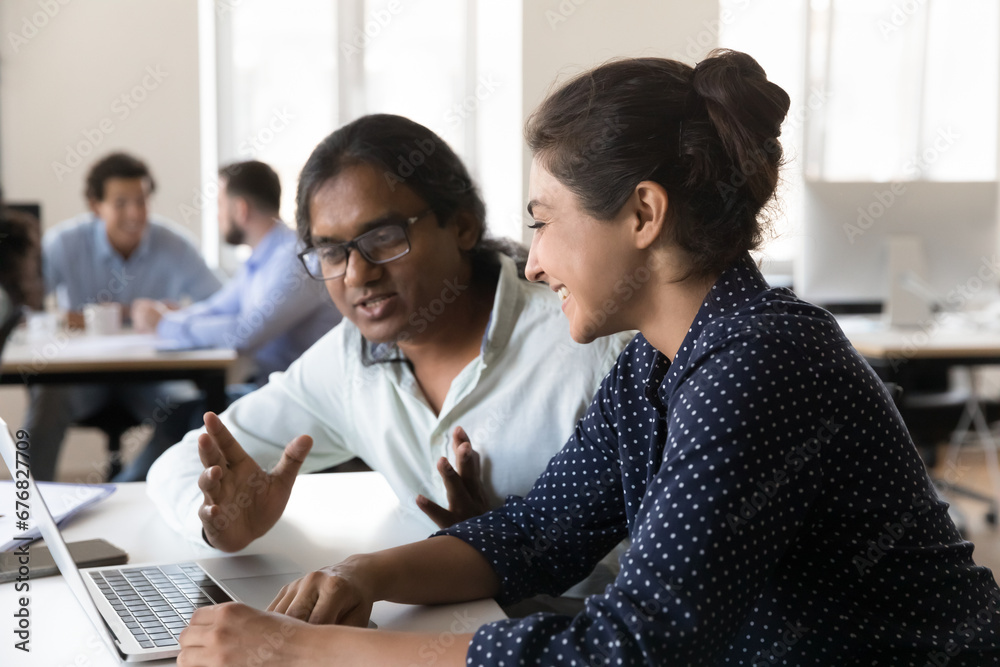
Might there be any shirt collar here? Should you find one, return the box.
[246,222,288,271]
[368,253,522,364]
[479,254,521,363]
[644,253,770,410]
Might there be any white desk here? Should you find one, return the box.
[0,331,237,412]
[838,314,1000,518]
[837,314,1000,361]
[0,472,506,666]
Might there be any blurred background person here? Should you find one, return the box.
[24,152,221,481]
[120,160,341,481]
[0,190,44,355]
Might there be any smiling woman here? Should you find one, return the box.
[147,114,631,624]
[172,51,1000,667]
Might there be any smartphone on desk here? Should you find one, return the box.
[0,538,128,583]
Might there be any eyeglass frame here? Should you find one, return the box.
[297,208,435,281]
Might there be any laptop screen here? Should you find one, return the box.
[0,418,122,659]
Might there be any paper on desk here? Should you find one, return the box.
[0,481,115,552]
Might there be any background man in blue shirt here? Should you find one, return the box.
[119,161,341,481]
[132,160,340,381]
[24,152,221,481]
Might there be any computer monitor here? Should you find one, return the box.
[6,202,41,222]
[796,181,999,315]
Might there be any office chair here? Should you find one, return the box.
[896,366,1000,528]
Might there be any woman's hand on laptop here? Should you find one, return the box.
[179,602,316,666]
[196,411,313,552]
[415,426,490,528]
[267,555,375,626]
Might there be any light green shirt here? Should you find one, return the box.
[147,255,632,543]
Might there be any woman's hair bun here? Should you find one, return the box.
[690,48,791,210]
[692,48,790,140]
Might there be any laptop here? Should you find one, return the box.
[0,417,306,662]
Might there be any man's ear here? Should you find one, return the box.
[452,210,480,252]
[631,180,669,251]
[234,197,251,224]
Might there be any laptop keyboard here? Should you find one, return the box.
[88,563,232,649]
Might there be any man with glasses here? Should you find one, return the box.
[297,208,433,283]
[113,160,341,481]
[147,116,629,607]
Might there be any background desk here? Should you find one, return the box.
[0,332,236,412]
[0,472,506,666]
[839,315,1000,521]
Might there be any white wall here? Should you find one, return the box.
[0,0,206,240]
[518,0,719,242]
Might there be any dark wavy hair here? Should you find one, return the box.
[526,49,790,278]
[85,152,156,202]
[296,114,526,287]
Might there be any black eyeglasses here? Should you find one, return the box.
[298,209,434,281]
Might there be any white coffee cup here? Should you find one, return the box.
[83,303,122,336]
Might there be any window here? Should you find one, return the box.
[214,0,522,269]
[720,0,999,266]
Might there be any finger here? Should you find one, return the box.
[438,456,473,512]
[283,587,321,623]
[187,605,216,627]
[457,442,484,501]
[267,581,298,613]
[450,426,470,472]
[197,431,227,471]
[307,584,353,625]
[203,412,249,466]
[197,466,224,506]
[271,435,313,483]
[340,603,373,628]
[454,441,480,482]
[198,503,228,538]
[416,494,456,529]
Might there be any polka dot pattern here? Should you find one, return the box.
[438,254,1000,666]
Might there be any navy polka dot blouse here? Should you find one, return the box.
[438,254,1000,666]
